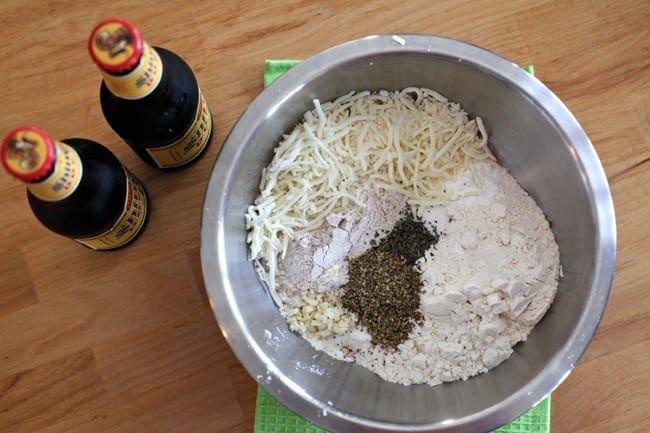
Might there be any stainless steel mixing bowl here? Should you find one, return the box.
[200,35,616,432]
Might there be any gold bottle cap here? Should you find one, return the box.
[1,126,56,182]
[88,17,143,74]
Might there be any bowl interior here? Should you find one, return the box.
[201,35,615,432]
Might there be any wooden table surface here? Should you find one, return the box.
[0,1,648,432]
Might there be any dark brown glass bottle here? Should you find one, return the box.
[1,126,149,250]
[88,17,214,170]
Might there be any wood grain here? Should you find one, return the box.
[0,1,648,432]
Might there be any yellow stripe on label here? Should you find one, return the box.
[28,142,83,202]
[75,168,148,250]
[145,89,212,168]
[102,42,163,100]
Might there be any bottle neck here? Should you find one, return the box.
[101,41,163,100]
[27,141,83,202]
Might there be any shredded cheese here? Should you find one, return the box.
[245,88,494,296]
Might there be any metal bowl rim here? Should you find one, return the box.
[200,34,616,432]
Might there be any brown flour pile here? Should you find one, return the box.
[276,188,406,301]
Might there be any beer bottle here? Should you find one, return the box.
[1,126,149,250]
[88,17,214,170]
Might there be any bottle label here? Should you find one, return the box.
[75,168,148,250]
[102,42,163,100]
[145,88,212,168]
[27,142,83,202]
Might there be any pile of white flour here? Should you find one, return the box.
[276,159,560,386]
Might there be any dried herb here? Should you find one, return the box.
[373,211,439,265]
[342,209,440,350]
[342,249,423,350]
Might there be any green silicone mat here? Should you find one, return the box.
[255,387,550,433]
[255,59,550,433]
